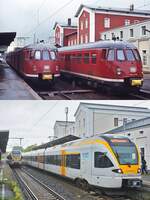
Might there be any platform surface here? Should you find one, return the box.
[0,64,41,100]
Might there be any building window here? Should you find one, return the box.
[130,29,134,37]
[114,118,118,127]
[104,18,110,28]
[85,19,88,29]
[85,34,88,43]
[83,118,85,128]
[125,19,130,26]
[142,26,146,36]
[120,31,123,39]
[139,130,144,134]
[94,152,113,168]
[80,35,83,44]
[80,21,84,30]
[104,34,107,40]
[134,20,140,24]
[142,50,147,65]
[111,33,115,39]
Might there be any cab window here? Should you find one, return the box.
[94,152,113,168]
[126,49,135,61]
[133,49,141,61]
[34,50,41,60]
[43,50,50,60]
[107,49,115,61]
[117,50,125,61]
[50,51,56,60]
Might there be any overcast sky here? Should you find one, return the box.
[0,100,150,151]
[1,0,150,43]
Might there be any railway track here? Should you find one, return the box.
[12,168,66,200]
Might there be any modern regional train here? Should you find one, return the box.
[6,43,60,84]
[58,40,143,91]
[22,134,142,189]
[7,149,22,167]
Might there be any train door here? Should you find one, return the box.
[91,147,114,187]
[81,149,92,182]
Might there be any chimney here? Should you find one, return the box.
[68,18,71,26]
[130,4,134,11]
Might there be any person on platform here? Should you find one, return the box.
[142,157,148,174]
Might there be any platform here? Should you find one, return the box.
[0,64,41,100]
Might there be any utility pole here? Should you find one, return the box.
[65,107,68,137]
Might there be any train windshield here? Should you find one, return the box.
[111,143,138,165]
[12,150,21,155]
[43,50,50,60]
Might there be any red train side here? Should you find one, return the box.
[6,43,60,83]
[58,41,143,91]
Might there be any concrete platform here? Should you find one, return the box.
[0,64,41,100]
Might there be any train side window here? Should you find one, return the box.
[84,53,89,64]
[77,54,82,63]
[43,50,50,60]
[65,54,71,62]
[101,49,107,60]
[50,51,56,60]
[126,49,135,61]
[107,49,115,61]
[91,53,97,64]
[94,152,113,168]
[117,50,125,61]
[66,154,80,169]
[30,51,35,59]
[34,50,41,60]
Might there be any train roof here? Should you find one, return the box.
[58,40,136,52]
[23,43,57,51]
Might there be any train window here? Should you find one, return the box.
[30,51,35,59]
[133,49,141,61]
[117,50,125,61]
[107,49,115,61]
[126,49,135,61]
[66,154,80,169]
[94,152,113,168]
[101,49,107,59]
[91,53,97,64]
[65,54,71,62]
[50,51,56,60]
[84,53,89,64]
[34,51,41,60]
[77,54,82,63]
[43,50,50,60]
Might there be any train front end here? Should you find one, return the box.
[9,150,22,167]
[104,135,142,188]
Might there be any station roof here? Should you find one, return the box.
[0,130,9,153]
[33,135,80,150]
[0,32,16,52]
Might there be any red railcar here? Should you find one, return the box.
[6,43,60,83]
[58,41,143,91]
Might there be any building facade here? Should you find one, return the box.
[54,121,75,139]
[74,103,150,138]
[105,117,150,170]
[101,19,150,71]
[53,19,77,47]
[75,4,150,44]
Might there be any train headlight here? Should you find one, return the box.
[116,67,122,75]
[112,169,123,174]
[137,168,141,173]
[56,65,59,71]
[130,66,137,73]
[33,65,37,72]
[44,65,50,72]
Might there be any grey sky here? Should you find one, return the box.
[1,0,150,43]
[0,100,150,151]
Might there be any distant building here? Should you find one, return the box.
[53,19,77,47]
[101,19,150,71]
[75,4,150,44]
[74,103,150,138]
[54,121,75,139]
[105,117,150,170]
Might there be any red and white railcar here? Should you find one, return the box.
[58,41,143,91]
[6,43,60,83]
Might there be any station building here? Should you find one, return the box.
[105,117,150,170]
[101,19,150,72]
[53,19,77,47]
[54,121,75,139]
[54,4,150,46]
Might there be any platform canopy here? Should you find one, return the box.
[0,130,9,153]
[0,32,16,52]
